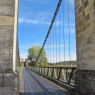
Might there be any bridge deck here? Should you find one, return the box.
[22,69,73,95]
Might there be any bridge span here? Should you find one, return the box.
[20,69,73,95]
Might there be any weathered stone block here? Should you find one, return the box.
[2,28,13,38]
[86,20,91,29]
[87,36,93,44]
[85,45,93,53]
[0,0,15,7]
[0,6,15,16]
[0,25,14,30]
[75,14,81,23]
[82,10,85,17]
[77,54,87,62]
[0,49,13,61]
[84,13,90,22]
[75,70,95,94]
[0,16,14,26]
[76,26,82,35]
[3,73,18,86]
[1,61,12,73]
[0,74,2,86]
[84,0,89,8]
[0,62,3,73]
[78,6,83,13]
[85,2,94,14]
[75,2,80,10]
[92,25,95,35]
[0,86,18,95]
[79,18,84,26]
[83,24,86,31]
[87,53,95,61]
[81,0,84,4]
[0,37,13,49]
[79,32,85,42]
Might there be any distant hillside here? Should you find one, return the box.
[48,61,77,66]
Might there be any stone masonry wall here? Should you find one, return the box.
[75,0,95,70]
[0,0,19,95]
[75,0,95,94]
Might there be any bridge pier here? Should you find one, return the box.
[26,59,28,67]
[21,58,24,67]
[75,0,95,94]
[0,0,19,94]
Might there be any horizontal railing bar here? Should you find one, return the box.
[32,67,76,69]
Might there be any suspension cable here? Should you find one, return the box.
[47,40,48,61]
[59,8,60,63]
[63,0,65,62]
[34,0,62,66]
[48,37,49,63]
[50,32,51,63]
[55,19,57,64]
[68,0,71,62]
[49,35,50,63]
[53,26,54,65]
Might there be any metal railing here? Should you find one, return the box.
[28,67,76,87]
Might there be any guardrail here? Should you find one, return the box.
[28,67,76,87]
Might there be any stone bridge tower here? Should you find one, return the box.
[0,0,19,94]
[26,59,28,67]
[75,0,95,94]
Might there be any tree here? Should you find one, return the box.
[28,46,47,66]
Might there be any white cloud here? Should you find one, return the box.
[18,18,51,25]
[18,18,25,23]
[18,18,75,29]
[18,11,52,25]
[26,19,39,24]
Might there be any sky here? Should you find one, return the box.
[18,0,76,62]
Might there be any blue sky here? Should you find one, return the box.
[18,0,76,62]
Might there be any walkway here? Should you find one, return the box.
[22,69,73,95]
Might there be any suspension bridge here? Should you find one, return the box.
[0,0,95,95]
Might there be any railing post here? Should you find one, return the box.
[51,67,54,78]
[47,67,49,76]
[58,67,61,80]
[69,68,74,83]
[41,68,42,75]
[54,68,57,79]
[44,68,45,75]
[66,68,69,83]
[39,67,40,73]
[61,69,66,82]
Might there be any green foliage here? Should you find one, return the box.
[56,61,77,65]
[28,46,47,66]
